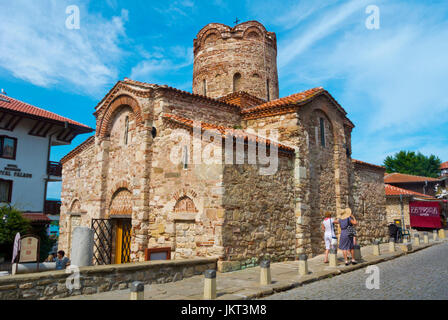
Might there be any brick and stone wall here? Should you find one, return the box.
[386,197,411,227]
[193,21,279,101]
[352,161,388,244]
[219,153,296,271]
[0,258,216,300]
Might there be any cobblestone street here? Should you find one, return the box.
[263,241,448,300]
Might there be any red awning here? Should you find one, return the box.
[22,212,51,223]
[409,201,441,229]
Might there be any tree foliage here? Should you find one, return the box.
[0,206,31,259]
[384,151,441,178]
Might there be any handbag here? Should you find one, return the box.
[347,221,356,237]
[330,219,338,246]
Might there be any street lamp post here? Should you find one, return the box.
[400,194,406,241]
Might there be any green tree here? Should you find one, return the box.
[0,206,31,260]
[384,151,441,178]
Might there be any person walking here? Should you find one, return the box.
[338,208,358,265]
[321,211,339,263]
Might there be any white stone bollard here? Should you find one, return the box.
[354,245,362,261]
[400,242,412,253]
[329,248,337,267]
[260,260,271,285]
[423,232,429,244]
[298,254,308,276]
[372,241,381,256]
[438,229,446,239]
[389,238,396,253]
[414,233,420,246]
[70,227,94,267]
[130,281,144,300]
[204,270,217,300]
[433,230,438,241]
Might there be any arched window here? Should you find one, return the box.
[266,79,270,101]
[320,117,325,147]
[123,116,129,145]
[174,196,197,213]
[233,73,242,92]
[203,79,207,96]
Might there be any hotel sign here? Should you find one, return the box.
[0,164,32,178]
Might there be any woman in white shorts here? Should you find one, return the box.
[321,211,339,263]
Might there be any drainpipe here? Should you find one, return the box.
[400,194,406,234]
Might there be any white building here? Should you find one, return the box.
[0,93,93,218]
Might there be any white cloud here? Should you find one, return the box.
[265,0,448,162]
[130,46,193,85]
[0,1,129,96]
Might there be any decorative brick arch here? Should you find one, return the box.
[201,28,222,47]
[69,199,81,212]
[109,188,133,216]
[97,94,143,139]
[173,196,198,213]
[243,26,263,40]
[171,189,198,201]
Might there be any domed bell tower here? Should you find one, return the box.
[192,21,279,102]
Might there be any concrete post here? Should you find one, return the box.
[298,254,308,276]
[204,270,217,300]
[372,241,381,256]
[423,232,429,244]
[130,281,144,300]
[433,230,438,241]
[400,242,412,253]
[329,248,337,267]
[70,227,94,267]
[353,244,362,261]
[438,229,446,239]
[260,260,271,285]
[389,238,395,252]
[413,233,420,246]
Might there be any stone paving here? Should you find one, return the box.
[263,240,448,300]
[62,232,446,300]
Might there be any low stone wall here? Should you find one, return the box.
[0,258,217,300]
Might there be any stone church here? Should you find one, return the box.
[59,21,387,272]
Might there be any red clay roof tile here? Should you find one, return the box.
[384,172,440,183]
[0,93,92,130]
[385,184,434,198]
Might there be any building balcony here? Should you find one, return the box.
[44,200,61,216]
[47,161,62,179]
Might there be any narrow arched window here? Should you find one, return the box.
[320,117,325,147]
[182,145,189,169]
[233,73,241,92]
[266,79,270,101]
[203,79,207,96]
[124,116,129,145]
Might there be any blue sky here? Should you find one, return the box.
[1,0,448,198]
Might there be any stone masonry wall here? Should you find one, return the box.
[219,151,296,272]
[145,119,226,260]
[59,138,98,256]
[386,197,411,227]
[0,258,216,300]
[352,163,388,244]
